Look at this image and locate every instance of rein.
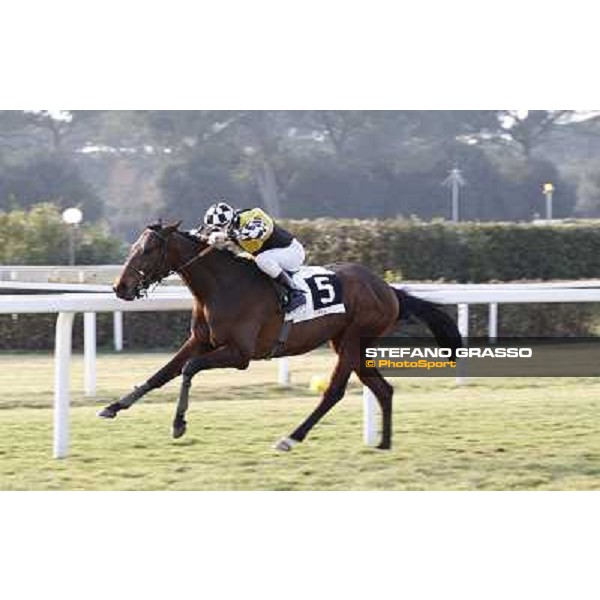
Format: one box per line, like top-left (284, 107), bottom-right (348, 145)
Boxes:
top-left (175, 243), bottom-right (214, 272)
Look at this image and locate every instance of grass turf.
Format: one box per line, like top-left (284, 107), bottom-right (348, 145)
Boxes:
top-left (1, 350), bottom-right (599, 490)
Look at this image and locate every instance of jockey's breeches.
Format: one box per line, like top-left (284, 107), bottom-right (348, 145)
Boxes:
top-left (254, 238), bottom-right (305, 278)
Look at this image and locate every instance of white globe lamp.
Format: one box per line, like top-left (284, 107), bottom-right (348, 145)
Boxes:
top-left (62, 207), bottom-right (83, 226)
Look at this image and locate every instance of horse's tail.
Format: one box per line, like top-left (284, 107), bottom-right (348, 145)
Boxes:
top-left (392, 287), bottom-right (462, 360)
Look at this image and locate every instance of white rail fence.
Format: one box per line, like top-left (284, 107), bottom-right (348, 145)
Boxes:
top-left (0, 292), bottom-right (191, 458)
top-left (0, 280), bottom-right (181, 352)
top-left (3, 281), bottom-right (600, 457)
top-left (0, 265), bottom-right (180, 286)
top-left (0, 265), bottom-right (123, 284)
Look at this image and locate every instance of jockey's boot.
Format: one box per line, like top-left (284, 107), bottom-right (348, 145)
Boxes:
top-left (275, 271), bottom-right (306, 313)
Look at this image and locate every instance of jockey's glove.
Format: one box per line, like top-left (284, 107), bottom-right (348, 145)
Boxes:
top-left (208, 230), bottom-right (228, 245)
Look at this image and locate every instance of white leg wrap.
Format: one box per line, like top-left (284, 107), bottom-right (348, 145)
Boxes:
top-left (273, 437), bottom-right (299, 452)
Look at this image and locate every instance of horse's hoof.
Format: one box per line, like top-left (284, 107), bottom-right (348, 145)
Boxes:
top-left (172, 420), bottom-right (187, 439)
top-left (376, 442), bottom-right (392, 451)
top-left (97, 404), bottom-right (119, 419)
top-left (273, 437), bottom-right (299, 452)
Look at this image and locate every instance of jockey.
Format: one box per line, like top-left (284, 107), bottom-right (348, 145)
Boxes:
top-left (203, 201), bottom-right (307, 313)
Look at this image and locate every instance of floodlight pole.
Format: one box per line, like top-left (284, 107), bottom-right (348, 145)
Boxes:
top-left (443, 168), bottom-right (466, 222)
top-left (452, 179), bottom-right (459, 222)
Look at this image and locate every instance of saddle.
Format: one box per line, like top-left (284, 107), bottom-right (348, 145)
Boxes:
top-left (231, 249), bottom-right (292, 310)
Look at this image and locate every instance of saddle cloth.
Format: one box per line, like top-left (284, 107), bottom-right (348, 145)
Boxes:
top-left (284, 266), bottom-right (346, 324)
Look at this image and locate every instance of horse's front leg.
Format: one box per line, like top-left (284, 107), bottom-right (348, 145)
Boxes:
top-left (98, 336), bottom-right (204, 419)
top-left (172, 344), bottom-right (250, 439)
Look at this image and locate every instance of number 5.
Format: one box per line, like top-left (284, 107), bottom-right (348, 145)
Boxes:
top-left (314, 276), bottom-right (335, 304)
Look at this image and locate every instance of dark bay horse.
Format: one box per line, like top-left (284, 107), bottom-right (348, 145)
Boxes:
top-left (98, 222), bottom-right (461, 450)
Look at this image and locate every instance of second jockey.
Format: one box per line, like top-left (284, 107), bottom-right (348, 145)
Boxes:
top-left (203, 201), bottom-right (307, 313)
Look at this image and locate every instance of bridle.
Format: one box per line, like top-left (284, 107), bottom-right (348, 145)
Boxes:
top-left (128, 228), bottom-right (214, 298)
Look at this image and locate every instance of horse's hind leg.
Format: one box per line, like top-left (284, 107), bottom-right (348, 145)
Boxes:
top-left (275, 356), bottom-right (352, 451)
top-left (354, 369), bottom-right (393, 450)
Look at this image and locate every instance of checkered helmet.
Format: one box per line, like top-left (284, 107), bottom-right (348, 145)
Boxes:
top-left (204, 202), bottom-right (235, 228)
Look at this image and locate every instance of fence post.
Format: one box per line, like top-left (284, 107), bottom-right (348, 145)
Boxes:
top-left (84, 312), bottom-right (97, 397)
top-left (363, 387), bottom-right (378, 446)
top-left (278, 358), bottom-right (290, 386)
top-left (54, 311), bottom-right (75, 459)
top-left (456, 303), bottom-right (469, 385)
top-left (113, 311), bottom-right (123, 352)
top-left (488, 303), bottom-right (498, 343)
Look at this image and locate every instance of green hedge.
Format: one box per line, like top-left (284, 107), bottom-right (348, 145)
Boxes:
top-left (286, 218), bottom-right (600, 339)
top-left (285, 218), bottom-right (600, 282)
top-left (3, 218), bottom-right (600, 350)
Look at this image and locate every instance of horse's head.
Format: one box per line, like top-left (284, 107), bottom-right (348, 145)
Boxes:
top-left (113, 221), bottom-right (184, 300)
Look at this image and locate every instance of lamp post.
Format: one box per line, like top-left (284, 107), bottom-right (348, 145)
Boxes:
top-left (543, 183), bottom-right (554, 220)
top-left (62, 207), bottom-right (83, 265)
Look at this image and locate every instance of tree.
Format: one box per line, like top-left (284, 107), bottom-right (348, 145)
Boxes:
top-left (475, 110), bottom-right (574, 158)
top-left (1, 110), bottom-right (588, 228)
top-left (0, 153), bottom-right (102, 219)
top-left (0, 111), bottom-right (108, 154)
top-left (0, 111), bottom-right (32, 153)
top-left (160, 146), bottom-right (259, 227)
top-left (153, 111), bottom-right (294, 218)
top-left (0, 203), bottom-right (123, 265)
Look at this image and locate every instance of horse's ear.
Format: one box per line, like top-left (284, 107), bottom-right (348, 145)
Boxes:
top-left (164, 220), bottom-right (182, 232)
top-left (147, 222), bottom-right (161, 231)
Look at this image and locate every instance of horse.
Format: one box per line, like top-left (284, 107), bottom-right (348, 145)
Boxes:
top-left (98, 221), bottom-right (461, 451)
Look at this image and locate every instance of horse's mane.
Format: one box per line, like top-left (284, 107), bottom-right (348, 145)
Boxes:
top-left (146, 222), bottom-right (261, 273)
top-left (147, 222), bottom-right (201, 244)
top-left (177, 230), bottom-right (202, 243)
